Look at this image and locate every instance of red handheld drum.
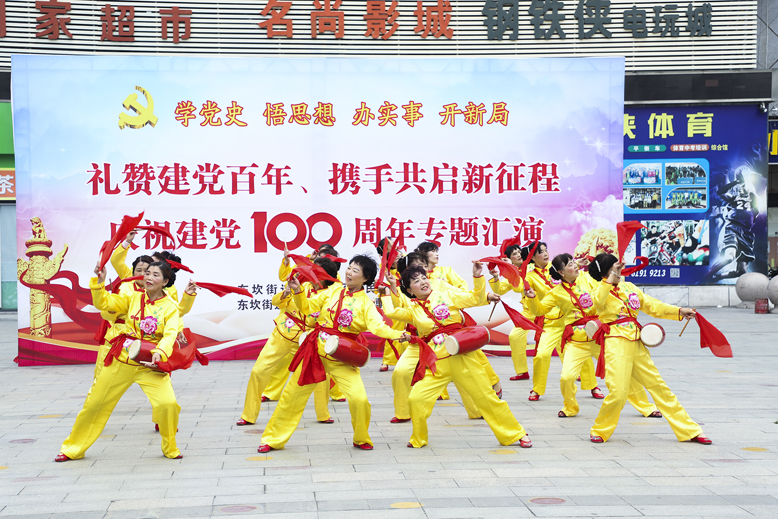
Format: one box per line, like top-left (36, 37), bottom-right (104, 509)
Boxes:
top-left (127, 339), bottom-right (156, 363)
top-left (640, 323), bottom-right (665, 347)
top-left (324, 334), bottom-right (370, 367)
top-left (584, 319), bottom-right (603, 340)
top-left (444, 326), bottom-right (490, 356)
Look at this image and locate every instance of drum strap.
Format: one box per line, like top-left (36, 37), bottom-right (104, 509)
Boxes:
top-left (533, 316), bottom-right (545, 343)
top-left (289, 324), bottom-right (365, 386)
top-left (104, 332), bottom-right (132, 366)
top-left (561, 315), bottom-right (599, 352)
top-left (593, 316), bottom-right (642, 379)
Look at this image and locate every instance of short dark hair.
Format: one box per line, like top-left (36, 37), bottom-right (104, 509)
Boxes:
top-left (152, 250), bottom-right (182, 272)
top-left (504, 244), bottom-right (522, 259)
top-left (318, 244), bottom-right (338, 257)
top-left (549, 253), bottom-right (574, 281)
top-left (521, 241), bottom-right (547, 263)
top-left (314, 257), bottom-right (338, 288)
top-left (588, 253), bottom-right (618, 282)
top-left (148, 260), bottom-right (176, 288)
top-left (317, 244), bottom-right (341, 272)
top-left (131, 255), bottom-right (154, 273)
top-left (376, 238), bottom-right (390, 257)
top-left (415, 241), bottom-right (439, 256)
top-left (400, 265), bottom-right (428, 299)
top-left (349, 255), bottom-right (378, 286)
top-left (397, 252), bottom-right (428, 274)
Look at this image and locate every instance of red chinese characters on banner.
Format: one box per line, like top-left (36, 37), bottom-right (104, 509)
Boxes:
top-left (327, 161), bottom-right (560, 196)
top-left (108, 218), bottom-right (245, 251)
top-left (175, 100), bottom-right (247, 127)
top-left (87, 162), bottom-right (306, 196)
top-left (353, 215), bottom-right (545, 248)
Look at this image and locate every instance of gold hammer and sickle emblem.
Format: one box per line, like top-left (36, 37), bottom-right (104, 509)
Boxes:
top-left (118, 86), bottom-right (159, 130)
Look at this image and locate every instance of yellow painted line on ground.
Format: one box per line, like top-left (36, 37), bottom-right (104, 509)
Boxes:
top-left (0, 466), bottom-right (8, 470)
top-left (716, 370), bottom-right (731, 373)
top-left (436, 403), bottom-right (460, 407)
top-left (391, 502), bottom-right (423, 509)
top-left (488, 449), bottom-right (517, 455)
top-left (246, 456), bottom-right (274, 461)
top-left (742, 447), bottom-right (768, 452)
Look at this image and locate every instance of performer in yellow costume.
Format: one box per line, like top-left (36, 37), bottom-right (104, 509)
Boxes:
top-left (237, 256), bottom-right (340, 426)
top-left (488, 244), bottom-right (530, 381)
top-left (586, 254), bottom-right (710, 444)
top-left (417, 241), bottom-right (502, 400)
top-left (382, 263), bottom-right (531, 449)
top-left (386, 253), bottom-right (484, 422)
top-left (56, 261), bottom-right (189, 461)
top-left (526, 253), bottom-right (661, 419)
top-left (277, 244), bottom-right (346, 402)
top-left (523, 242), bottom-right (599, 401)
top-left (258, 255), bottom-right (408, 452)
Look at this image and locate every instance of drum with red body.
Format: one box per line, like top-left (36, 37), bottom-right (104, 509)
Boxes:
top-left (584, 319), bottom-right (603, 340)
top-left (640, 323), bottom-right (665, 347)
top-left (444, 326), bottom-right (490, 356)
top-left (127, 339), bottom-right (156, 363)
top-left (324, 334), bottom-right (370, 367)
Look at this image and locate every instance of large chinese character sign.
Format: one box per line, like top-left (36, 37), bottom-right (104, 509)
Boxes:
top-left (12, 55), bottom-right (624, 365)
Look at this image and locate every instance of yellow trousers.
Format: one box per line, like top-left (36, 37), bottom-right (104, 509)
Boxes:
top-left (591, 337), bottom-right (703, 442)
top-left (382, 339), bottom-right (407, 366)
top-left (241, 330), bottom-right (331, 424)
top-left (392, 344), bottom-right (481, 420)
top-left (61, 360), bottom-right (181, 459)
top-left (261, 357), bottom-right (372, 449)
top-left (262, 353), bottom-right (293, 400)
top-left (560, 340), bottom-right (657, 417)
top-left (93, 343), bottom-right (110, 382)
top-left (532, 331), bottom-right (596, 395)
top-left (407, 351), bottom-right (527, 448)
top-left (508, 327), bottom-right (530, 374)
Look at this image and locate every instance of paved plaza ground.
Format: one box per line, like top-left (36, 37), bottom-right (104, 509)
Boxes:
top-left (0, 307), bottom-right (777, 518)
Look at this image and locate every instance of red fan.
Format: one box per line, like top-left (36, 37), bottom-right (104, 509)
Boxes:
top-left (319, 254), bottom-right (347, 264)
top-left (290, 264), bottom-right (337, 287)
top-left (499, 233), bottom-right (522, 257)
top-left (195, 282), bottom-right (253, 298)
top-left (136, 225), bottom-right (175, 244)
top-left (616, 221), bottom-right (645, 261)
top-left (502, 301), bottom-right (543, 333)
top-left (166, 259), bottom-right (194, 273)
top-left (478, 256), bottom-right (521, 287)
top-left (375, 238), bottom-right (399, 288)
top-left (98, 212), bottom-right (145, 271)
top-left (288, 254), bottom-right (315, 267)
top-left (621, 256), bottom-right (649, 277)
top-left (695, 313), bottom-right (733, 358)
top-left (519, 241), bottom-right (540, 284)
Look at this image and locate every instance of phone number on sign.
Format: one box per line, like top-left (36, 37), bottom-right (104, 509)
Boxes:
top-left (629, 269), bottom-right (666, 278)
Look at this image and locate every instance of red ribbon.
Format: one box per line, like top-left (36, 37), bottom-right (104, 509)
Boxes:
top-left (195, 282), bottom-right (253, 298)
top-left (98, 212), bottom-right (145, 271)
top-left (616, 221), bottom-right (645, 262)
top-left (104, 333), bottom-right (130, 366)
top-left (478, 256), bottom-right (522, 287)
top-left (622, 256), bottom-right (649, 277)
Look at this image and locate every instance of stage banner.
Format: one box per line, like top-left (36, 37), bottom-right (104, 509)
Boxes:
top-left (13, 55), bottom-right (624, 365)
top-left (623, 105), bottom-right (768, 285)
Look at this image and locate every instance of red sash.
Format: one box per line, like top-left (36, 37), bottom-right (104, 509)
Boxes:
top-left (559, 282), bottom-right (597, 352)
top-left (407, 301), bottom-right (466, 385)
top-left (592, 316), bottom-right (642, 379)
top-left (289, 324), bottom-right (365, 386)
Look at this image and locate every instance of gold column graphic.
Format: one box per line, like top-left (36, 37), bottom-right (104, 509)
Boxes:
top-left (17, 217), bottom-right (68, 337)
